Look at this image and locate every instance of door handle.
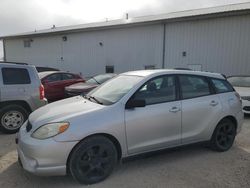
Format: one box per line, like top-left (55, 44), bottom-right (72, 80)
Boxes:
top-left (210, 101), bottom-right (218, 107)
top-left (169, 107), bottom-right (180, 113)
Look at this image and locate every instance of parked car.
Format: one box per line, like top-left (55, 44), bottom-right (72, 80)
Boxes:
top-left (36, 66), bottom-right (60, 72)
top-left (0, 63), bottom-right (47, 133)
top-left (228, 75), bottom-right (250, 114)
top-left (17, 70), bottom-right (243, 184)
top-left (39, 71), bottom-right (85, 101)
top-left (65, 73), bottom-right (117, 97)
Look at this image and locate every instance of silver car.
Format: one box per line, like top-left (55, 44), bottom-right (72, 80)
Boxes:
top-left (17, 70), bottom-right (243, 184)
top-left (0, 62), bottom-right (47, 133)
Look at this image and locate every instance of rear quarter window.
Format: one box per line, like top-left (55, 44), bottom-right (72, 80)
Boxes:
top-left (2, 68), bottom-right (31, 85)
top-left (211, 79), bottom-right (234, 93)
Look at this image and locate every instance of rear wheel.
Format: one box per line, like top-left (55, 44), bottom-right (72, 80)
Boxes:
top-left (0, 105), bottom-right (28, 134)
top-left (210, 119), bottom-right (236, 152)
top-left (69, 136), bottom-right (117, 184)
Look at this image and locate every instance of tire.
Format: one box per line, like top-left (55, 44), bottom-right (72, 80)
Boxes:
top-left (0, 104), bottom-right (29, 134)
top-left (68, 136), bottom-right (118, 185)
top-left (210, 119), bottom-right (236, 152)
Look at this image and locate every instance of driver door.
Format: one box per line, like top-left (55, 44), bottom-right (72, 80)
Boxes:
top-left (125, 75), bottom-right (182, 155)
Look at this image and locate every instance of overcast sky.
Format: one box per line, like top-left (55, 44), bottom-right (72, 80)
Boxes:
top-left (1, 0), bottom-right (250, 59)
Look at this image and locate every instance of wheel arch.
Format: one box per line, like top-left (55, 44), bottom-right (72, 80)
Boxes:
top-left (66, 133), bottom-right (122, 174)
top-left (0, 100), bottom-right (32, 113)
top-left (217, 115), bottom-right (238, 129)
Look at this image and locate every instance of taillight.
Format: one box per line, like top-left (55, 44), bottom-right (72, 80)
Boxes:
top-left (235, 92), bottom-right (242, 104)
top-left (39, 84), bottom-right (45, 100)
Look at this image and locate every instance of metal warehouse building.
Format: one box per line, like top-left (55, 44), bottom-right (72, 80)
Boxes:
top-left (1, 3), bottom-right (250, 76)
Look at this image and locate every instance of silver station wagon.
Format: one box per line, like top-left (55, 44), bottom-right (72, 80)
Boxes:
top-left (17, 70), bottom-right (243, 184)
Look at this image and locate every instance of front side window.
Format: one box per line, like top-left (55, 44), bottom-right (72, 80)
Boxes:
top-left (179, 75), bottom-right (210, 99)
top-left (2, 68), bottom-right (31, 85)
top-left (88, 75), bottom-right (143, 105)
top-left (133, 75), bottom-right (176, 105)
top-left (211, 79), bottom-right (234, 93)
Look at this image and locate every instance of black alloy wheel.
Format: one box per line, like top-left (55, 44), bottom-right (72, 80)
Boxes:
top-left (210, 119), bottom-right (236, 152)
top-left (69, 136), bottom-right (117, 184)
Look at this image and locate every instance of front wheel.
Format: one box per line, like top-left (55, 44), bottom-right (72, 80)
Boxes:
top-left (210, 119), bottom-right (236, 152)
top-left (68, 136), bottom-right (118, 184)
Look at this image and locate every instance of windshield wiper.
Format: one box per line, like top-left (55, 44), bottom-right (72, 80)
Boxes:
top-left (92, 77), bottom-right (100, 84)
top-left (87, 95), bottom-right (103, 105)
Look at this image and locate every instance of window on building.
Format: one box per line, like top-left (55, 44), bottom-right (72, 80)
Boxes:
top-left (23, 40), bottom-right (31, 48)
top-left (2, 68), bottom-right (31, 85)
top-left (106, 66), bottom-right (114, 73)
top-left (145, 65), bottom-right (155, 70)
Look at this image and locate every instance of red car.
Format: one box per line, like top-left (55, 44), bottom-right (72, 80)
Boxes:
top-left (39, 71), bottom-right (85, 101)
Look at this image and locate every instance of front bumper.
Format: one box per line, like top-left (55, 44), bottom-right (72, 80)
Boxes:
top-left (242, 99), bottom-right (250, 114)
top-left (16, 122), bottom-right (78, 176)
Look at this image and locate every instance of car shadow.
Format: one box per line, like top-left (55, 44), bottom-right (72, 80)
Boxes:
top-left (0, 144), bottom-right (250, 188)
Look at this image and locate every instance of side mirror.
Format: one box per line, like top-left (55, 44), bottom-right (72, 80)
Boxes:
top-left (125, 99), bottom-right (146, 109)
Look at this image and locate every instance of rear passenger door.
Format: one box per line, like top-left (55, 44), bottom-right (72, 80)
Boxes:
top-left (179, 75), bottom-right (223, 144)
top-left (43, 73), bottom-right (62, 100)
top-left (61, 73), bottom-right (78, 87)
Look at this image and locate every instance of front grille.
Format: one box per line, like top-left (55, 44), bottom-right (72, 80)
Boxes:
top-left (243, 106), bottom-right (250, 111)
top-left (26, 121), bottom-right (32, 132)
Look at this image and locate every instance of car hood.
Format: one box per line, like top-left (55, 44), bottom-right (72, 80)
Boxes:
top-left (29, 96), bottom-right (103, 129)
top-left (65, 82), bottom-right (98, 91)
top-left (234, 86), bottom-right (250, 97)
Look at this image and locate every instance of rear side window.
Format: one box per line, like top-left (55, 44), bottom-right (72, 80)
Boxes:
top-left (2, 68), bottom-right (31, 85)
top-left (62, 73), bottom-right (74, 80)
top-left (46, 74), bottom-right (61, 82)
top-left (179, 75), bottom-right (210, 99)
top-left (211, 79), bottom-right (234, 93)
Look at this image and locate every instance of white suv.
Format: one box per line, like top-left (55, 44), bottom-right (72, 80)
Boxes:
top-left (0, 62), bottom-right (47, 133)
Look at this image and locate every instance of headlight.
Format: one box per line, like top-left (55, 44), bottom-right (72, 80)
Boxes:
top-left (31, 122), bottom-right (69, 139)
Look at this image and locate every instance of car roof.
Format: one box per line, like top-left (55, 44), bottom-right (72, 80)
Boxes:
top-left (38, 71), bottom-right (78, 79)
top-left (122, 69), bottom-right (225, 79)
top-left (0, 62), bottom-right (35, 69)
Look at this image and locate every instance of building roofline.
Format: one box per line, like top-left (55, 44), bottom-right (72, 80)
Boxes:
top-left (1, 2), bottom-right (250, 40)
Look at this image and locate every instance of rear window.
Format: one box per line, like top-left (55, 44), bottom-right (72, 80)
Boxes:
top-left (211, 79), bottom-right (234, 93)
top-left (2, 68), bottom-right (31, 85)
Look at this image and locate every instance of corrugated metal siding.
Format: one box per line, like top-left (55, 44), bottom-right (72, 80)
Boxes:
top-left (164, 14), bottom-right (250, 75)
top-left (5, 36), bottom-right (62, 68)
top-left (5, 24), bottom-right (163, 76)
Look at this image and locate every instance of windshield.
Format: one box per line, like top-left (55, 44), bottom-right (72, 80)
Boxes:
top-left (86, 74), bottom-right (115, 85)
top-left (87, 75), bottom-right (143, 105)
top-left (228, 76), bottom-right (250, 87)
